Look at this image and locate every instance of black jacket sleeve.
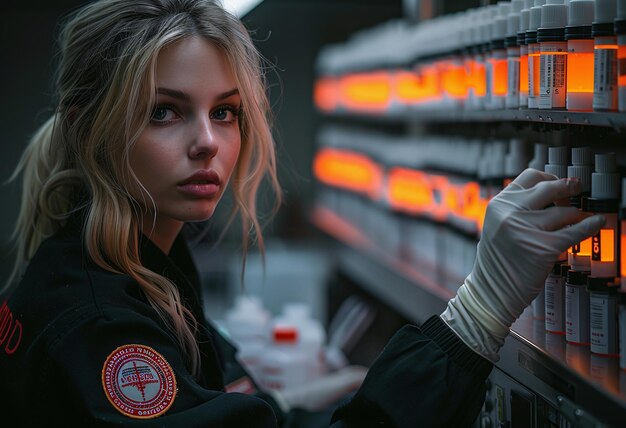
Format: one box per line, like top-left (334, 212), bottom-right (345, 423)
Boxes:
top-left (329, 316), bottom-right (493, 428)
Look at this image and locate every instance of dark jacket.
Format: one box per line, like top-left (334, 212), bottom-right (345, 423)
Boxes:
top-left (0, 216), bottom-right (492, 427)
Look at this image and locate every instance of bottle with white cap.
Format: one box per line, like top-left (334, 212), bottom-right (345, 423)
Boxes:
top-left (277, 302), bottom-right (327, 380)
top-left (504, 138), bottom-right (529, 184)
top-left (545, 145), bottom-right (569, 261)
top-left (529, 142), bottom-right (549, 319)
top-left (588, 153), bottom-right (621, 278)
top-left (528, 0), bottom-right (547, 108)
top-left (567, 147), bottom-right (594, 271)
top-left (566, 0), bottom-right (596, 111)
top-left (224, 295), bottom-right (271, 382)
top-left (507, 0), bottom-right (526, 108)
top-left (488, 2), bottom-right (512, 109)
top-left (538, 2), bottom-right (569, 109)
top-left (593, 0), bottom-right (619, 111)
top-left (518, 1), bottom-right (534, 107)
top-left (528, 142), bottom-right (549, 170)
top-left (616, 0), bottom-right (626, 111)
top-left (468, 7), bottom-right (490, 110)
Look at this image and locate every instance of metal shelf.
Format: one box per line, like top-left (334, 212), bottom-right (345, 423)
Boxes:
top-left (326, 108), bottom-right (626, 130)
top-left (313, 205), bottom-right (626, 426)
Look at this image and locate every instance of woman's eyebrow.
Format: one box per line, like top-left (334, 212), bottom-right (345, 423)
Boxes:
top-left (156, 87), bottom-right (239, 102)
top-left (156, 87), bottom-right (190, 101)
top-left (216, 88), bottom-right (239, 100)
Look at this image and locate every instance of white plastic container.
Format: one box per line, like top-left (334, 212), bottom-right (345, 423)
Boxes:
top-left (259, 325), bottom-right (309, 391)
top-left (224, 295), bottom-right (271, 382)
top-left (277, 303), bottom-right (327, 380)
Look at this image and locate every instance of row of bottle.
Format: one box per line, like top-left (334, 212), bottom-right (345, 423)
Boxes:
top-left (314, 0), bottom-right (626, 114)
top-left (314, 125), bottom-right (534, 238)
top-left (533, 264), bottom-right (626, 371)
top-left (223, 296), bottom-right (328, 391)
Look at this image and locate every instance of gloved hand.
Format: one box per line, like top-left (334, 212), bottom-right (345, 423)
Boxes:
top-left (269, 365), bottom-right (368, 412)
top-left (441, 168), bottom-right (605, 362)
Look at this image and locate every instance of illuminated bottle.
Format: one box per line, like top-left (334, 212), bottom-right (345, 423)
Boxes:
top-left (476, 7), bottom-right (494, 109)
top-left (518, 3), bottom-right (533, 107)
top-left (589, 153), bottom-right (620, 279)
top-left (507, 0), bottom-right (526, 108)
top-left (617, 0), bottom-right (626, 111)
top-left (566, 0), bottom-right (596, 111)
top-left (488, 2), bottom-right (511, 110)
top-left (568, 147), bottom-right (594, 271)
top-left (538, 3), bottom-right (568, 109)
top-left (528, 1), bottom-right (546, 108)
top-left (470, 8), bottom-right (491, 110)
top-left (593, 0), bottom-right (619, 111)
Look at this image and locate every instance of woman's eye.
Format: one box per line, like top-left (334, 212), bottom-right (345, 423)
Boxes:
top-left (151, 106), bottom-right (177, 123)
top-left (211, 106), bottom-right (240, 123)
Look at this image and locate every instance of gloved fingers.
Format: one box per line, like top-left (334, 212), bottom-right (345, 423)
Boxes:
top-left (549, 214), bottom-right (606, 253)
top-left (517, 206), bottom-right (592, 231)
top-left (508, 178), bottom-right (581, 211)
top-left (507, 168), bottom-right (558, 190)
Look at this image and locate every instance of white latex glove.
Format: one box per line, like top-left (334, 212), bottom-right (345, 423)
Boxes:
top-left (269, 366), bottom-right (368, 412)
top-left (441, 168), bottom-right (605, 362)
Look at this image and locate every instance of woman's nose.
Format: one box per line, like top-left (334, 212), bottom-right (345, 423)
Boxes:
top-left (189, 117), bottom-right (218, 159)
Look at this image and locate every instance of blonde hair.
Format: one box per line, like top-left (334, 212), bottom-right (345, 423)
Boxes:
top-left (7, 0), bottom-right (281, 376)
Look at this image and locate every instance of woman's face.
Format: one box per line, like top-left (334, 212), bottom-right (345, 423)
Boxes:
top-left (131, 36), bottom-right (241, 237)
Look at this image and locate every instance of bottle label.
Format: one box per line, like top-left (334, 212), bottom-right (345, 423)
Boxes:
top-left (507, 57), bottom-right (520, 107)
top-left (590, 294), bottom-right (617, 354)
top-left (593, 47), bottom-right (618, 110)
top-left (545, 274), bottom-right (564, 332)
top-left (592, 231), bottom-right (601, 261)
top-left (538, 47), bottom-right (567, 109)
top-left (528, 46), bottom-right (537, 107)
top-left (565, 285), bottom-right (589, 343)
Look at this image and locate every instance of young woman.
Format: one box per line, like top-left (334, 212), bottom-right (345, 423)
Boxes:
top-left (0, 0), bottom-right (604, 426)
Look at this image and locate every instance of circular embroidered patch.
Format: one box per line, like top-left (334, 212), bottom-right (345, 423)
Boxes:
top-left (102, 344), bottom-right (177, 419)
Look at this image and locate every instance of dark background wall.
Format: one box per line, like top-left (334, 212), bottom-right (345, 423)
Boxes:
top-left (0, 0), bottom-right (402, 282)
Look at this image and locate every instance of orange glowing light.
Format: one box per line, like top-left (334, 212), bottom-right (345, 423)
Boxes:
top-left (416, 63), bottom-right (442, 103)
top-left (567, 52), bottom-right (595, 93)
top-left (431, 175), bottom-right (451, 221)
top-left (594, 45), bottom-right (619, 50)
top-left (313, 148), bottom-right (383, 199)
top-left (339, 71), bottom-right (391, 112)
top-left (489, 58), bottom-right (508, 96)
top-left (520, 53), bottom-right (529, 97)
top-left (387, 168), bottom-right (435, 214)
top-left (619, 46), bottom-right (626, 87)
top-left (579, 237), bottom-right (592, 256)
top-left (599, 229), bottom-right (615, 262)
top-left (472, 59), bottom-right (487, 97)
top-left (529, 51), bottom-right (541, 99)
top-left (395, 71), bottom-right (422, 104)
top-left (441, 59), bottom-right (468, 99)
top-left (313, 77), bottom-right (339, 112)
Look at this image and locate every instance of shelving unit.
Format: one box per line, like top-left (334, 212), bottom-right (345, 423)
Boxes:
top-left (313, 204), bottom-right (626, 427)
top-left (341, 109), bottom-right (626, 130)
top-left (312, 2), bottom-right (626, 424)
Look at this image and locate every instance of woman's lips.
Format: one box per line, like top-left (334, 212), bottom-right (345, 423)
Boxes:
top-left (178, 170), bottom-right (221, 197)
top-left (177, 182), bottom-right (220, 197)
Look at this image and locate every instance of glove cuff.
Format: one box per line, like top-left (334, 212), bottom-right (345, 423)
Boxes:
top-left (440, 294), bottom-right (507, 363)
top-left (421, 316), bottom-right (494, 375)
